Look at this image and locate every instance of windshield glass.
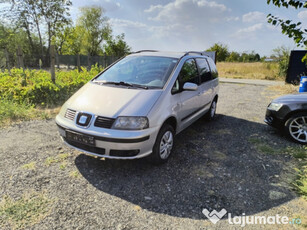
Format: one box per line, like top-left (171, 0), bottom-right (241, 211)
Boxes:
top-left (93, 56), bottom-right (178, 89)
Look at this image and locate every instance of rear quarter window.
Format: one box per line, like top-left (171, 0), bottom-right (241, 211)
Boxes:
top-left (207, 58), bottom-right (219, 79)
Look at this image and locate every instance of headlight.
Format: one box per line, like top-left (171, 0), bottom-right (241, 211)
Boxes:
top-left (268, 103), bottom-right (283, 111)
top-left (112, 116), bottom-right (149, 130)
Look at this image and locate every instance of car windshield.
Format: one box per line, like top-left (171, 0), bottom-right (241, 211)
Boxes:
top-left (93, 56), bottom-right (178, 89)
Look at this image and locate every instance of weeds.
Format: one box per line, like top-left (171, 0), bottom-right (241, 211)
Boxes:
top-left (0, 192), bottom-right (52, 229)
top-left (69, 170), bottom-right (81, 179)
top-left (21, 162), bottom-right (36, 170)
top-left (217, 62), bottom-right (280, 80)
top-left (293, 165), bottom-right (307, 199)
top-left (45, 153), bottom-right (70, 166)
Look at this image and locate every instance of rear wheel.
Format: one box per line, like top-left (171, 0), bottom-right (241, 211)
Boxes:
top-left (285, 112), bottom-right (307, 144)
top-left (149, 124), bottom-right (175, 164)
top-left (205, 99), bottom-right (217, 120)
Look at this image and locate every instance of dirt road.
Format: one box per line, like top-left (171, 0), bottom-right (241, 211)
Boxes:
top-left (0, 83), bottom-right (306, 229)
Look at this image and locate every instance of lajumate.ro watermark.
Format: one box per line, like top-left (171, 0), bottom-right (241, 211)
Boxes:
top-left (202, 208), bottom-right (302, 227)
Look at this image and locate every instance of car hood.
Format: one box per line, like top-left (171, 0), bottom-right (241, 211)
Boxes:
top-left (64, 82), bottom-right (162, 117)
top-left (273, 93), bottom-right (307, 104)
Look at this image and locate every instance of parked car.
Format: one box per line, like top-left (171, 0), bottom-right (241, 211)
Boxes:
top-left (55, 50), bottom-right (219, 163)
top-left (265, 93), bottom-right (307, 144)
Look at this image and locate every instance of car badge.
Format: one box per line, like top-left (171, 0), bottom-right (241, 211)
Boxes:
top-left (79, 115), bottom-right (88, 125)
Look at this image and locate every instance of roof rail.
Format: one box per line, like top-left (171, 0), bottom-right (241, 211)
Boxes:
top-left (183, 51), bottom-right (207, 57)
top-left (134, 50), bottom-right (159, 54)
top-left (184, 51), bottom-right (217, 64)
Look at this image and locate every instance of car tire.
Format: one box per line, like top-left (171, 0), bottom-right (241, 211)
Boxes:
top-left (149, 124), bottom-right (175, 164)
top-left (284, 112), bottom-right (307, 144)
top-left (205, 99), bottom-right (217, 121)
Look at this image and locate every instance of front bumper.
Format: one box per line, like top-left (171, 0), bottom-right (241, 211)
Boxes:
top-left (264, 108), bottom-right (284, 129)
top-left (55, 115), bottom-right (159, 159)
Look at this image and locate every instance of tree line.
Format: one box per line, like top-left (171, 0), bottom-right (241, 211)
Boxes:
top-left (0, 0), bottom-right (131, 66)
top-left (206, 43), bottom-right (262, 62)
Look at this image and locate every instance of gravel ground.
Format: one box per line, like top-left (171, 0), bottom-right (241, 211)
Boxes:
top-left (0, 83), bottom-right (306, 229)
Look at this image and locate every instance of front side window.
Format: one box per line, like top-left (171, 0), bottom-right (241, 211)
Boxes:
top-left (178, 59), bottom-right (199, 87)
top-left (93, 56), bottom-right (178, 89)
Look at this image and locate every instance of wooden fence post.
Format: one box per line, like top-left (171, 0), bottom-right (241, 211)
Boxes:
top-left (56, 52), bottom-right (60, 69)
top-left (87, 53), bottom-right (92, 70)
top-left (103, 54), bottom-right (106, 68)
top-left (16, 46), bottom-right (24, 69)
top-left (5, 48), bottom-right (11, 73)
top-left (50, 45), bottom-right (56, 83)
top-left (77, 54), bottom-right (81, 72)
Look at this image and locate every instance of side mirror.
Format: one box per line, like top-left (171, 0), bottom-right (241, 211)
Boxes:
top-left (183, 82), bottom-right (198, 91)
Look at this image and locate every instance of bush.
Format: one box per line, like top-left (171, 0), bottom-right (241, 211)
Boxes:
top-left (0, 66), bottom-right (103, 124)
top-left (272, 46), bottom-right (290, 77)
top-left (0, 66), bottom-right (103, 106)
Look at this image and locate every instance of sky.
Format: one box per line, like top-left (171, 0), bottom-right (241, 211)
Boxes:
top-left (48, 0), bottom-right (307, 56)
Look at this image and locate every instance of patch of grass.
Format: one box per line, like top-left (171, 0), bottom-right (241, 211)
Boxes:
top-left (59, 161), bottom-right (67, 170)
top-left (0, 99), bottom-right (61, 127)
top-left (45, 153), bottom-right (70, 167)
top-left (248, 137), bottom-right (262, 145)
top-left (58, 153), bottom-right (69, 161)
top-left (257, 145), bottom-right (279, 155)
top-left (21, 162), bottom-right (36, 170)
top-left (69, 170), bottom-right (81, 179)
top-left (0, 192), bottom-right (52, 229)
top-left (213, 129), bottom-right (232, 135)
top-left (44, 157), bottom-right (57, 166)
top-left (286, 146), bottom-right (307, 159)
top-left (293, 166), bottom-right (307, 200)
top-left (0, 100), bottom-right (37, 126)
top-left (248, 137), bottom-right (280, 154)
top-left (191, 166), bottom-right (214, 178)
top-left (217, 62), bottom-right (281, 80)
top-left (267, 84), bottom-right (299, 99)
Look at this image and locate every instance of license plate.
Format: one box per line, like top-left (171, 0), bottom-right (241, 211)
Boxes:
top-left (66, 130), bottom-right (95, 146)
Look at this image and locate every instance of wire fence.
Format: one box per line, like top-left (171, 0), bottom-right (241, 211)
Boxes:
top-left (0, 46), bottom-right (121, 72)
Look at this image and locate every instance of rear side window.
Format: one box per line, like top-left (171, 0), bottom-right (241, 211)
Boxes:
top-left (178, 59), bottom-right (199, 87)
top-left (196, 58), bottom-right (211, 83)
top-left (207, 58), bottom-right (219, 79)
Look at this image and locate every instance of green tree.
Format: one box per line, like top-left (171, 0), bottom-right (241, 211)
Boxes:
top-left (53, 25), bottom-right (85, 55)
top-left (1, 0), bottom-right (43, 55)
top-left (254, 53), bottom-right (261, 62)
top-left (272, 46), bottom-right (291, 77)
top-left (206, 43), bottom-right (230, 62)
top-left (104, 33), bottom-right (131, 56)
top-left (77, 6), bottom-right (112, 56)
top-left (267, 0), bottom-right (307, 47)
top-left (2, 0), bottom-right (71, 59)
top-left (0, 22), bottom-right (40, 66)
top-left (226, 51), bottom-right (240, 62)
top-left (37, 0), bottom-right (72, 54)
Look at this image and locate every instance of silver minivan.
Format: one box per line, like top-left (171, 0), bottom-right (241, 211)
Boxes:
top-left (56, 51), bottom-right (219, 163)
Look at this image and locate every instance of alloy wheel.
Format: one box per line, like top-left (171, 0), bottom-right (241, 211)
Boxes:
top-left (159, 131), bottom-right (174, 159)
top-left (289, 116), bottom-right (307, 143)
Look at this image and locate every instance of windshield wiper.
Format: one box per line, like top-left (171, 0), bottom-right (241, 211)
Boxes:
top-left (95, 81), bottom-right (148, 89)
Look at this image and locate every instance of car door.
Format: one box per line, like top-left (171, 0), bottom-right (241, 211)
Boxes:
top-left (172, 59), bottom-right (201, 130)
top-left (196, 58), bottom-right (214, 110)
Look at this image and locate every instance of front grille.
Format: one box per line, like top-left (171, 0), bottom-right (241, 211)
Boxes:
top-left (65, 109), bottom-right (76, 121)
top-left (94, 116), bottom-right (115, 129)
top-left (64, 138), bottom-right (106, 155)
top-left (110, 149), bottom-right (140, 157)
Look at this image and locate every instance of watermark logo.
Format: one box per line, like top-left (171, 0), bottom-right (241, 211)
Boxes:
top-left (202, 208), bottom-right (227, 224)
top-left (202, 208), bottom-right (302, 227)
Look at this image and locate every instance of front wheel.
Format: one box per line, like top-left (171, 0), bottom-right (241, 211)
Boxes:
top-left (149, 124), bottom-right (175, 164)
top-left (285, 112), bottom-right (307, 144)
